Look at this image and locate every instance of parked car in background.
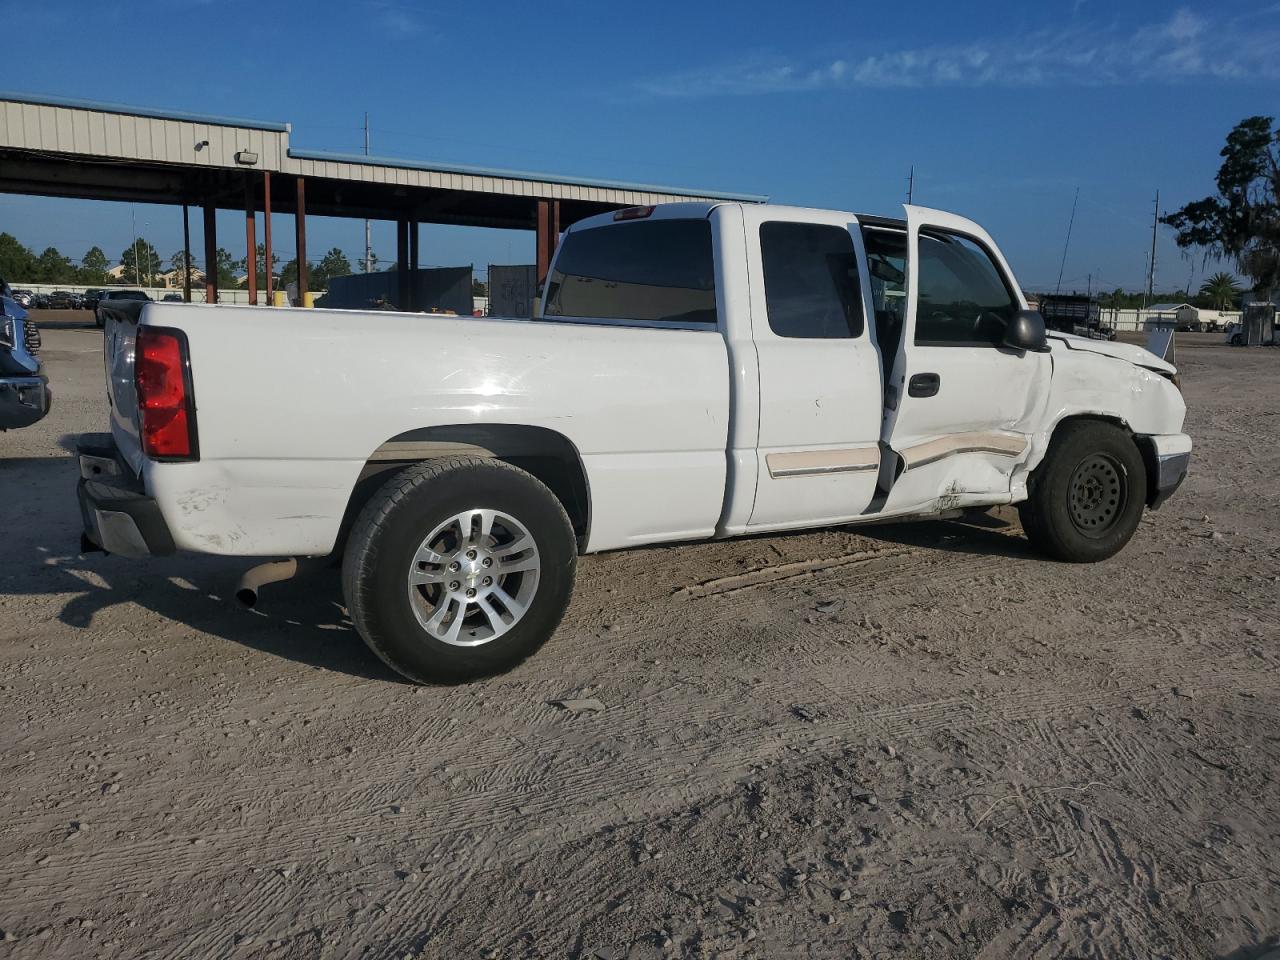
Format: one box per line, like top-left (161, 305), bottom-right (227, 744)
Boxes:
top-left (161, 293), bottom-right (184, 302)
top-left (47, 290), bottom-right (78, 309)
top-left (0, 279), bottom-right (50, 431)
top-left (28, 292), bottom-right (49, 309)
top-left (95, 289), bottom-right (151, 328)
top-left (11, 289), bottom-right (34, 308)
top-left (77, 201), bottom-right (1191, 683)
top-left (83, 289), bottom-right (105, 312)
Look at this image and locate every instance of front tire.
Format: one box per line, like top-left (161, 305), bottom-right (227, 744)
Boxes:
top-left (1019, 421), bottom-right (1147, 563)
top-left (342, 457), bottom-right (576, 683)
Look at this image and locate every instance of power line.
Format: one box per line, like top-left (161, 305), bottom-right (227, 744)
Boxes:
top-left (1054, 187), bottom-right (1080, 296)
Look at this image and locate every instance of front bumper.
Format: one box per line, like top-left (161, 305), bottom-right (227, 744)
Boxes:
top-left (1144, 433), bottom-right (1192, 510)
top-left (76, 435), bottom-right (175, 558)
top-left (0, 374), bottom-right (51, 430)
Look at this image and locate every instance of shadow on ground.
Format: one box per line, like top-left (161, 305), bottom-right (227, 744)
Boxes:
top-left (1, 454), bottom-right (401, 684)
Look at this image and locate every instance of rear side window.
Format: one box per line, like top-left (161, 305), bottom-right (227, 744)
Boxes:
top-left (759, 222), bottom-right (863, 339)
top-left (915, 231), bottom-right (1017, 346)
top-left (544, 219), bottom-right (717, 325)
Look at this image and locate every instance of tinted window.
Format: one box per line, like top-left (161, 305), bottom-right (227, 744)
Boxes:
top-left (759, 222), bottom-right (863, 339)
top-left (915, 231), bottom-right (1017, 346)
top-left (544, 219), bottom-right (716, 325)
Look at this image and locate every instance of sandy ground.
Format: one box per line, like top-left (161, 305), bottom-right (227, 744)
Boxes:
top-left (1, 314), bottom-right (1278, 960)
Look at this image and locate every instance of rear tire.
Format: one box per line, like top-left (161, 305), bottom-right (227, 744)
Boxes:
top-left (342, 457), bottom-right (576, 683)
top-left (1018, 421), bottom-right (1147, 563)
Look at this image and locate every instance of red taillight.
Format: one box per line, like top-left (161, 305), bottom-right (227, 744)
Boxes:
top-left (613, 205), bottom-right (655, 221)
top-left (135, 326), bottom-right (198, 461)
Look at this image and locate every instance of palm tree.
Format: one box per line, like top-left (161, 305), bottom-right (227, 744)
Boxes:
top-left (1199, 272), bottom-right (1241, 310)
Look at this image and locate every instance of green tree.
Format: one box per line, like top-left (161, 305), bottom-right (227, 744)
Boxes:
top-left (310, 248), bottom-right (352, 289)
top-left (1198, 271), bottom-right (1242, 310)
top-left (238, 243), bottom-right (280, 291)
top-left (34, 246), bottom-right (75, 284)
top-left (0, 233), bottom-right (37, 280)
top-left (81, 246), bottom-right (110, 285)
top-left (121, 239), bottom-right (162, 286)
top-left (471, 279), bottom-right (488, 297)
top-left (1162, 116), bottom-right (1280, 301)
top-left (357, 251), bottom-right (379, 273)
top-left (169, 250), bottom-right (199, 290)
top-left (279, 258), bottom-right (299, 289)
top-left (215, 247), bottom-right (238, 289)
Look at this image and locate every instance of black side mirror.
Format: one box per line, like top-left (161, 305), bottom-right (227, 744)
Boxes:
top-left (1004, 309), bottom-right (1049, 352)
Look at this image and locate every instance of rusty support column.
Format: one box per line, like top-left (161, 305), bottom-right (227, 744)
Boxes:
top-left (244, 177), bottom-right (257, 305)
top-left (181, 204), bottom-right (192, 303)
top-left (202, 199), bottom-right (217, 304)
top-left (396, 218), bottom-right (410, 310)
top-left (294, 177), bottom-right (307, 305)
top-left (408, 221), bottom-right (420, 312)
top-left (262, 172), bottom-right (273, 305)
top-left (535, 199), bottom-right (561, 288)
top-left (535, 200), bottom-right (550, 288)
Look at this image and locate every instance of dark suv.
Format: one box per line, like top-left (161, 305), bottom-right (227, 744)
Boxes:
top-left (0, 278), bottom-right (50, 431)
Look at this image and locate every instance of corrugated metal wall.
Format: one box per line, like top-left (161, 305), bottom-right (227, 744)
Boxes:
top-left (0, 97), bottom-right (732, 206)
top-left (0, 100), bottom-right (287, 170)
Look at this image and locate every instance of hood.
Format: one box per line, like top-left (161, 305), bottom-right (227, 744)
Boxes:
top-left (1048, 332), bottom-right (1175, 375)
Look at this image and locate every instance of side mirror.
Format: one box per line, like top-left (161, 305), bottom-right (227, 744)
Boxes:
top-left (1004, 309), bottom-right (1049, 352)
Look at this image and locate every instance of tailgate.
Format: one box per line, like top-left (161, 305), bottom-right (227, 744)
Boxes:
top-left (102, 300), bottom-right (148, 476)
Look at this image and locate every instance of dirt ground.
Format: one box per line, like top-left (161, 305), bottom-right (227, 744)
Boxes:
top-left (1, 315), bottom-right (1278, 960)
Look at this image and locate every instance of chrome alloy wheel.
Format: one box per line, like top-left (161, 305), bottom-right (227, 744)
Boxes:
top-left (1067, 453), bottom-right (1126, 538)
top-left (406, 508), bottom-right (540, 647)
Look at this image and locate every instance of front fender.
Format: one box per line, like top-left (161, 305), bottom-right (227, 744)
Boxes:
top-left (1012, 349), bottom-right (1187, 501)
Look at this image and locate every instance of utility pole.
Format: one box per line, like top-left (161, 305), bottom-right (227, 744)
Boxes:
top-left (1144, 190), bottom-right (1159, 309)
top-left (364, 112), bottom-right (373, 274)
top-left (131, 204), bottom-right (140, 286)
top-left (1054, 186), bottom-right (1079, 296)
top-left (906, 165), bottom-right (914, 204)
top-left (1087, 273), bottom-right (1092, 298)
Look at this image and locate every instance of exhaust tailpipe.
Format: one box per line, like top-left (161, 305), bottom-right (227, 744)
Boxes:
top-left (236, 558), bottom-right (299, 608)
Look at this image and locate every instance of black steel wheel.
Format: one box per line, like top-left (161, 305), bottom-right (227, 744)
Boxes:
top-left (1019, 421), bottom-right (1147, 563)
top-left (1067, 453), bottom-right (1127, 538)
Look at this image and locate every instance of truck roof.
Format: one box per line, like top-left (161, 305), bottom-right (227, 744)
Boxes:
top-left (568, 202), bottom-right (908, 233)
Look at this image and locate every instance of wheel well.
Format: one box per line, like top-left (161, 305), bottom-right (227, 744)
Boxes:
top-left (336, 425), bottom-right (591, 555)
top-left (1044, 414), bottom-right (1160, 506)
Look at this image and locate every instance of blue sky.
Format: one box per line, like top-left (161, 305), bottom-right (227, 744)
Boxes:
top-left (3, 0), bottom-right (1278, 291)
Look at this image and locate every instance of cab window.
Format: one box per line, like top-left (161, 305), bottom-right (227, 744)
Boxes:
top-left (759, 222), bottom-right (863, 339)
top-left (543, 219), bottom-right (716, 325)
top-left (915, 231), bottom-right (1018, 346)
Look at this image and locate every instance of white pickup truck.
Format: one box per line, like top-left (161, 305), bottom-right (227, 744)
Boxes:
top-left (77, 202), bottom-right (1191, 683)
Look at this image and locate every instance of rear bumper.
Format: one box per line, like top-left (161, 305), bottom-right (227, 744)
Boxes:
top-left (76, 435), bottom-right (175, 558)
top-left (0, 374), bottom-right (50, 430)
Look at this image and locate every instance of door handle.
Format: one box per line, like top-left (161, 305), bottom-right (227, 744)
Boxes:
top-left (908, 372), bottom-right (940, 398)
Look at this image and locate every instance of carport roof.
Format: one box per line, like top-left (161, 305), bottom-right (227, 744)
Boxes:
top-left (0, 90), bottom-right (768, 204)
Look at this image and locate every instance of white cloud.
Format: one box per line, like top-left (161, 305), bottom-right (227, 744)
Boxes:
top-left (631, 7), bottom-right (1280, 98)
top-left (364, 0), bottom-right (425, 36)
